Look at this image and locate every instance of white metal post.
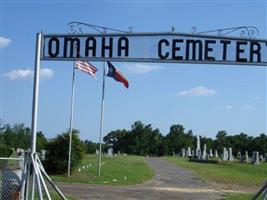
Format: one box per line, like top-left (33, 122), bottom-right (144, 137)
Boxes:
top-left (30, 32), bottom-right (42, 200)
top-left (97, 62), bottom-right (106, 177)
top-left (67, 64), bottom-right (76, 177)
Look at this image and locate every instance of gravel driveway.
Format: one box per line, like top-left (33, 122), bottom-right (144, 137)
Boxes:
top-left (57, 157), bottom-right (222, 200)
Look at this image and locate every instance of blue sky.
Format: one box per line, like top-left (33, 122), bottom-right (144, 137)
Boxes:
top-left (0, 0), bottom-right (266, 142)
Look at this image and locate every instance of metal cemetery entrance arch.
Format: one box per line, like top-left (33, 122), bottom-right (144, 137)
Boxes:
top-left (28, 29), bottom-right (267, 200)
top-left (42, 32), bottom-right (267, 65)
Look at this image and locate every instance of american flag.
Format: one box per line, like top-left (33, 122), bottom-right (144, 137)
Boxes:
top-left (75, 61), bottom-right (98, 79)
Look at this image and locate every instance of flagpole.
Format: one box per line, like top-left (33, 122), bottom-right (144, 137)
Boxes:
top-left (67, 63), bottom-right (76, 177)
top-left (97, 61), bottom-right (106, 177)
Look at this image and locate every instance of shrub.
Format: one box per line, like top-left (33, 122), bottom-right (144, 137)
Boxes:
top-left (44, 130), bottom-right (85, 175)
top-left (0, 145), bottom-right (13, 157)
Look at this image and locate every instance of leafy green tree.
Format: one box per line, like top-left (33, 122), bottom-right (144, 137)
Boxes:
top-left (166, 124), bottom-right (186, 154)
top-left (214, 130), bottom-right (229, 153)
top-left (0, 144), bottom-right (13, 157)
top-left (37, 131), bottom-right (48, 151)
top-left (44, 129), bottom-right (85, 175)
top-left (84, 140), bottom-right (97, 154)
top-left (250, 133), bottom-right (267, 155)
top-left (103, 129), bottom-right (130, 153)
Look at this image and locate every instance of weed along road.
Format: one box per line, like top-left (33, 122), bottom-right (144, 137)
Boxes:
top-left (57, 157), bottom-right (222, 200)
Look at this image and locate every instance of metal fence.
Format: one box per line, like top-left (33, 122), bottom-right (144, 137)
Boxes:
top-left (0, 157), bottom-right (24, 200)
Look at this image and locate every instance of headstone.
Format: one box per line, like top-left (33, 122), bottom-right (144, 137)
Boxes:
top-left (187, 147), bottom-right (192, 157)
top-left (16, 148), bottom-right (25, 157)
top-left (228, 147), bottom-right (234, 161)
top-left (245, 151), bottom-right (249, 163)
top-left (223, 147), bottom-right (228, 161)
top-left (40, 149), bottom-right (46, 160)
top-left (259, 155), bottom-right (264, 162)
top-left (214, 150), bottom-right (218, 158)
top-left (181, 148), bottom-right (185, 157)
top-left (237, 151), bottom-right (242, 162)
top-left (196, 135), bottom-right (201, 158)
top-left (107, 147), bottom-right (113, 157)
top-left (252, 151), bottom-right (259, 164)
top-left (96, 149), bottom-right (99, 155)
top-left (202, 144), bottom-right (207, 160)
top-left (191, 150), bottom-right (195, 157)
top-left (209, 149), bottom-right (213, 157)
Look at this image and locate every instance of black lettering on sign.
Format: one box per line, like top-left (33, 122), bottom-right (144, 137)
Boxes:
top-left (172, 39), bottom-right (183, 60)
top-left (204, 40), bottom-right (216, 61)
top-left (48, 37), bottom-right (60, 58)
top-left (236, 41), bottom-right (247, 62)
top-left (118, 37), bottom-right (129, 57)
top-left (101, 37), bottom-right (113, 58)
top-left (63, 37), bottom-right (80, 58)
top-left (186, 40), bottom-right (202, 60)
top-left (158, 39), bottom-right (169, 59)
top-left (85, 37), bottom-right (96, 57)
top-left (250, 41), bottom-right (261, 62)
top-left (220, 40), bottom-right (231, 61)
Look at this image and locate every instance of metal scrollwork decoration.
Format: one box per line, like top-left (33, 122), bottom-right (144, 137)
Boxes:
top-left (68, 21), bottom-right (130, 34)
top-left (193, 26), bottom-right (259, 39)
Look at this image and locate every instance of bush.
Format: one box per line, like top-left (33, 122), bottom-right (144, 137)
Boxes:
top-left (0, 145), bottom-right (13, 157)
top-left (44, 130), bottom-right (85, 175)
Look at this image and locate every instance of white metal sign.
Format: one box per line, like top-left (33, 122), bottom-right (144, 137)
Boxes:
top-left (42, 32), bottom-right (267, 66)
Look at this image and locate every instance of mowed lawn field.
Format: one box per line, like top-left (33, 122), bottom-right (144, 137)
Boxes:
top-left (164, 157), bottom-right (267, 188)
top-left (165, 157), bottom-right (267, 199)
top-left (51, 154), bottom-right (154, 185)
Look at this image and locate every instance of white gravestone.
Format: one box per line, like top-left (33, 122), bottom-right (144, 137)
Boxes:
top-left (245, 151), bottom-right (249, 163)
top-left (214, 150), bottom-right (218, 158)
top-left (202, 144), bottom-right (207, 160)
top-left (223, 147), bottom-right (228, 161)
top-left (107, 148), bottom-right (113, 157)
top-left (187, 147), bottom-right (192, 157)
top-left (209, 149), bottom-right (213, 157)
top-left (228, 147), bottom-right (233, 161)
top-left (252, 151), bottom-right (259, 164)
top-left (181, 148), bottom-right (185, 157)
top-left (196, 135), bottom-right (201, 158)
top-left (191, 150), bottom-right (195, 157)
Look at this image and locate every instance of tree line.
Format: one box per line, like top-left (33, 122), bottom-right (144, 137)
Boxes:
top-left (1, 121), bottom-right (266, 174)
top-left (104, 121), bottom-right (267, 156)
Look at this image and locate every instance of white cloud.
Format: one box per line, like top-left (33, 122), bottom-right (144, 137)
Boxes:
top-left (0, 37), bottom-right (11, 48)
top-left (213, 106), bottom-right (222, 110)
top-left (176, 86), bottom-right (217, 97)
top-left (213, 105), bottom-right (233, 110)
top-left (124, 63), bottom-right (161, 74)
top-left (225, 105), bottom-right (233, 110)
top-left (240, 105), bottom-right (252, 110)
top-left (3, 68), bottom-right (54, 80)
top-left (252, 97), bottom-right (260, 101)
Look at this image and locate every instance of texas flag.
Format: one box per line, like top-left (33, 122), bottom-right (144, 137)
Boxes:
top-left (106, 61), bottom-right (129, 89)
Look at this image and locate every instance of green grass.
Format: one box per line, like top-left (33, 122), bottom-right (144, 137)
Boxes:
top-left (222, 193), bottom-right (263, 200)
top-left (51, 154), bottom-right (154, 185)
top-left (223, 193), bottom-right (253, 200)
top-left (34, 191), bottom-right (76, 200)
top-left (164, 157), bottom-right (267, 187)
